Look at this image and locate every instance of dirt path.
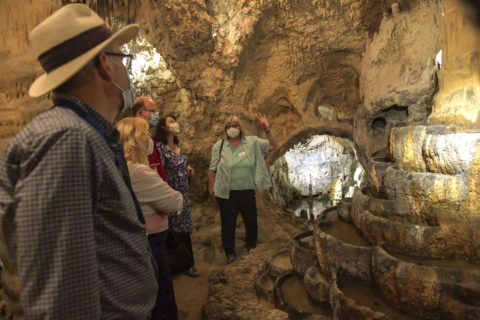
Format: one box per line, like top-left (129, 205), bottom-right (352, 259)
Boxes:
top-left (173, 256), bottom-right (226, 320)
top-left (173, 199), bottom-right (308, 319)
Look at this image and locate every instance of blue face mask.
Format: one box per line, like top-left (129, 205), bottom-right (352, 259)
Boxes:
top-left (149, 112), bottom-right (159, 126)
top-left (112, 77), bottom-right (136, 115)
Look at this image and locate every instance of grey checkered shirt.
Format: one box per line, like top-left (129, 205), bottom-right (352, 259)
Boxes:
top-left (0, 94), bottom-right (157, 319)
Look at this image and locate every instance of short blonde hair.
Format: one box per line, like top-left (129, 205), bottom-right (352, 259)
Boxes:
top-left (116, 117), bottom-right (150, 165)
top-left (224, 116), bottom-right (243, 138)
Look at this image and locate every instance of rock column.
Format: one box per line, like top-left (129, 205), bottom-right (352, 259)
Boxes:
top-left (431, 0), bottom-right (480, 126)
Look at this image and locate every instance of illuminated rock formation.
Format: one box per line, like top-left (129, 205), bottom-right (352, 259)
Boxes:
top-left (1, 0), bottom-right (479, 319)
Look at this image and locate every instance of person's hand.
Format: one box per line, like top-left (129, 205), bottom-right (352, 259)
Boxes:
top-left (256, 113), bottom-right (271, 132)
top-left (187, 165), bottom-right (194, 179)
top-left (209, 190), bottom-right (218, 206)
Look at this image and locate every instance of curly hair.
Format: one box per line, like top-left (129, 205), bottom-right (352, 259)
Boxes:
top-left (116, 117), bottom-right (150, 165)
top-left (153, 115), bottom-right (179, 145)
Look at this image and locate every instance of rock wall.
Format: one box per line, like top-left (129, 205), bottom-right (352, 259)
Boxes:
top-left (0, 0), bottom-right (466, 319)
top-left (354, 0), bottom-right (442, 167)
top-left (134, 0), bottom-right (373, 199)
top-left (432, 0), bottom-right (480, 127)
top-left (0, 0), bottom-right (58, 152)
top-left (0, 0), bottom-right (376, 197)
top-left (0, 0), bottom-right (443, 197)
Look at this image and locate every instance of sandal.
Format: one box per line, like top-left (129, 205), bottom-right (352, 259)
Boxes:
top-left (184, 267), bottom-right (199, 278)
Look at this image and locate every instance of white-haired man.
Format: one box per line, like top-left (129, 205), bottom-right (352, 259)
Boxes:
top-left (0, 4), bottom-right (157, 319)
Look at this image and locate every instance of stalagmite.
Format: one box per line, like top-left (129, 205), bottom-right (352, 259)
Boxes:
top-left (2, 0), bottom-right (479, 319)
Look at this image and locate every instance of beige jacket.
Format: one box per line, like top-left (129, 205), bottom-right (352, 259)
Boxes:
top-left (128, 162), bottom-right (183, 234)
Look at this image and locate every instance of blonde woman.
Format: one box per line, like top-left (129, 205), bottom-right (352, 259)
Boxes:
top-left (117, 117), bottom-right (183, 320)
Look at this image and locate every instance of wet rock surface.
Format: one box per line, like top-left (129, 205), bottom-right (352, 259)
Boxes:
top-left (1, 0), bottom-right (480, 319)
top-left (290, 231), bottom-right (317, 277)
top-left (204, 244), bottom-right (290, 320)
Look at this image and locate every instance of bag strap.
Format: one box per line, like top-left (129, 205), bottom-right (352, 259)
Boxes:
top-left (214, 139), bottom-right (225, 173)
top-left (54, 97), bottom-right (146, 225)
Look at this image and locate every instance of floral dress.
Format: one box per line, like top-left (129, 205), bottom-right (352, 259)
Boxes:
top-left (157, 142), bottom-right (192, 234)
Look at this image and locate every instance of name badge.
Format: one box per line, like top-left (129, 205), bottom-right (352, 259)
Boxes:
top-left (238, 151), bottom-right (246, 157)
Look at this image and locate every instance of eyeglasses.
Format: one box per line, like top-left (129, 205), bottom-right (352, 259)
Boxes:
top-left (142, 108), bottom-right (158, 114)
top-left (104, 52), bottom-right (133, 70)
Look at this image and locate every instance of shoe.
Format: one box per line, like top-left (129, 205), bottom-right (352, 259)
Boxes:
top-left (183, 267), bottom-right (199, 278)
top-left (227, 254), bottom-right (236, 264)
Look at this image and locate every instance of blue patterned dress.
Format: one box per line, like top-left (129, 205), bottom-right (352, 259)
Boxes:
top-left (157, 142), bottom-right (192, 234)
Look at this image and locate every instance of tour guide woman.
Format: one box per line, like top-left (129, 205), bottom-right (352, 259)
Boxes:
top-left (208, 113), bottom-right (278, 264)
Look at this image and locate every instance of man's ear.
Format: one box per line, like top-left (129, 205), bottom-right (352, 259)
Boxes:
top-left (95, 53), bottom-right (113, 81)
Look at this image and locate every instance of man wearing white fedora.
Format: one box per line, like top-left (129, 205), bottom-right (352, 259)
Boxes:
top-left (0, 4), bottom-right (158, 319)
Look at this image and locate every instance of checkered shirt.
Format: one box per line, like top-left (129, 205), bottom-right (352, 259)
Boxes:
top-left (0, 94), bottom-right (157, 319)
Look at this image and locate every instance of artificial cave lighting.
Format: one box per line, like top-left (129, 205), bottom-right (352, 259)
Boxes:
top-left (436, 49), bottom-right (442, 68)
top-left (112, 16), bottom-right (174, 97)
top-left (344, 165), bottom-right (364, 198)
top-left (287, 197), bottom-right (331, 220)
top-left (122, 36), bottom-right (173, 90)
top-left (124, 40), bottom-right (167, 82)
top-left (283, 135), bottom-right (361, 197)
top-left (274, 134), bottom-right (364, 220)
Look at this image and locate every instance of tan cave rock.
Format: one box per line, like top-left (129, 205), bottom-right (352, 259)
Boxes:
top-left (1, 0), bottom-right (480, 319)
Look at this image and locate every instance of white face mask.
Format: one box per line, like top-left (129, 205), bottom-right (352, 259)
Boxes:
top-left (169, 122), bottom-right (181, 134)
top-left (112, 77), bottom-right (136, 114)
top-left (227, 127), bottom-right (240, 138)
top-left (147, 139), bottom-right (154, 155)
top-left (109, 58), bottom-right (136, 114)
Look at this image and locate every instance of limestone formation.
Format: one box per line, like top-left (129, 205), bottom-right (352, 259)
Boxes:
top-left (1, 0), bottom-right (480, 319)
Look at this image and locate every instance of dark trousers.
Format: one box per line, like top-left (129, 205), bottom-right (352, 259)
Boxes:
top-left (148, 231), bottom-right (179, 320)
top-left (217, 189), bottom-right (257, 256)
top-left (174, 231), bottom-right (195, 266)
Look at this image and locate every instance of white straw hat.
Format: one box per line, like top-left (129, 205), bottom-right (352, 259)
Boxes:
top-left (28, 3), bottom-right (139, 97)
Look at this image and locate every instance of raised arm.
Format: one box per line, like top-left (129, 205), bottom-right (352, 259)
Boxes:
top-left (256, 112), bottom-right (278, 151)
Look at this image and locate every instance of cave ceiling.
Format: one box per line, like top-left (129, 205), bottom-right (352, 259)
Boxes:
top-left (1, 0), bottom-right (442, 191)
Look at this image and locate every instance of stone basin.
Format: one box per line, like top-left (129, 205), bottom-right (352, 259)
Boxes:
top-left (352, 188), bottom-right (436, 226)
top-left (255, 272), bottom-right (275, 304)
top-left (390, 252), bottom-right (480, 271)
top-left (352, 205), bottom-right (480, 262)
top-left (332, 274), bottom-right (423, 320)
top-left (314, 207), bottom-right (372, 281)
top-left (290, 231), bottom-right (317, 277)
top-left (274, 271), bottom-right (333, 320)
top-left (382, 166), bottom-right (468, 214)
top-left (367, 157), bottom-right (394, 198)
top-left (270, 249), bottom-right (293, 278)
top-left (337, 199), bottom-right (352, 222)
top-left (354, 188), bottom-right (480, 228)
top-left (303, 264), bottom-right (331, 305)
top-left (389, 125), bottom-right (480, 175)
top-left (317, 207), bottom-right (370, 247)
top-left (371, 246), bottom-right (480, 319)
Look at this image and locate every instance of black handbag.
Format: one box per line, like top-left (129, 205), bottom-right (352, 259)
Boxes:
top-left (167, 230), bottom-right (194, 276)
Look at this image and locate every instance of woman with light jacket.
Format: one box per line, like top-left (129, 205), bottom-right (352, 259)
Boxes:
top-left (117, 117), bottom-right (183, 320)
top-left (208, 114), bottom-right (277, 264)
